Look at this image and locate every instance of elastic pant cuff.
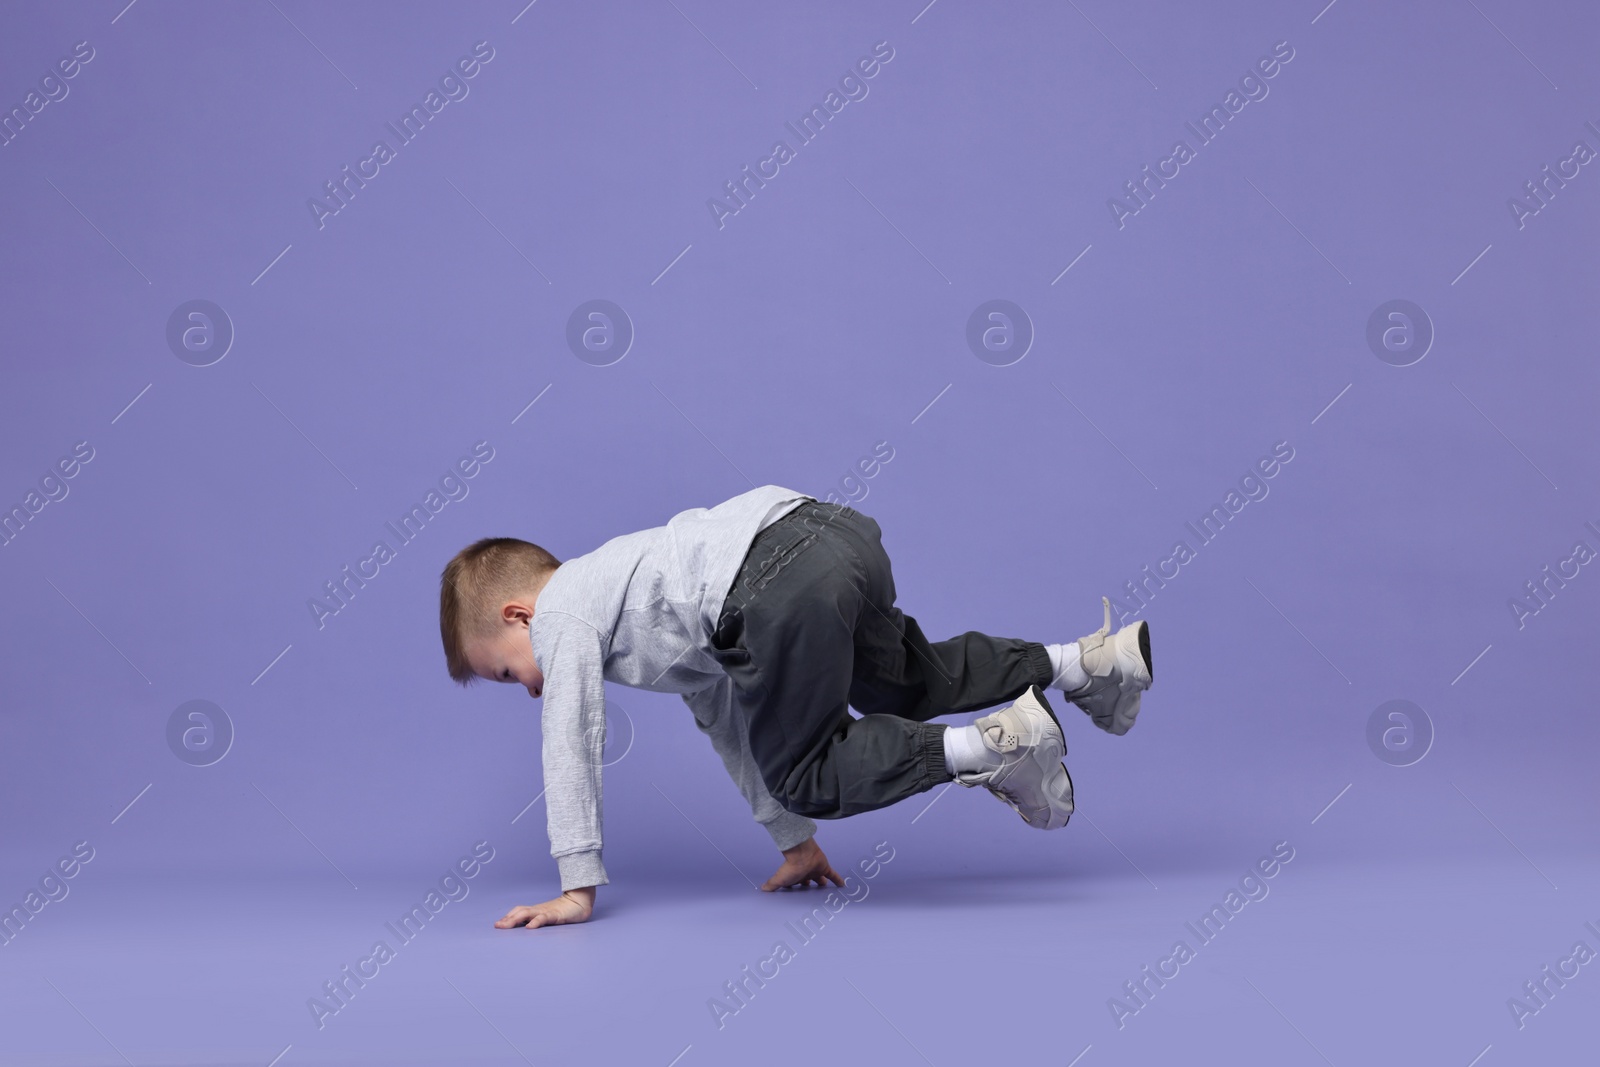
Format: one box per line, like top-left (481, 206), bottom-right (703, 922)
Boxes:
top-left (1024, 640), bottom-right (1055, 689)
top-left (917, 722), bottom-right (953, 788)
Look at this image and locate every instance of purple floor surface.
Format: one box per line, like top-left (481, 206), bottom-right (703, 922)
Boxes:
top-left (3, 0), bottom-right (1597, 1064)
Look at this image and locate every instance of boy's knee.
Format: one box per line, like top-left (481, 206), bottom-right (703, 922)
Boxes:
top-left (764, 768), bottom-right (841, 820)
top-left (780, 795), bottom-right (843, 820)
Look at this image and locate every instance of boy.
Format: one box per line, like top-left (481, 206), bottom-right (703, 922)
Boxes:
top-left (439, 485), bottom-right (1153, 930)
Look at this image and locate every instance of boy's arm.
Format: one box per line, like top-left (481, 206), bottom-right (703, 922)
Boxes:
top-left (495, 613), bottom-right (609, 931)
top-left (681, 675), bottom-right (818, 853)
top-left (536, 611), bottom-right (611, 892)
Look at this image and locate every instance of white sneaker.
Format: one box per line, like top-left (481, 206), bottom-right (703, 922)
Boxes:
top-left (1063, 596), bottom-right (1153, 736)
top-left (954, 684), bottom-right (1074, 830)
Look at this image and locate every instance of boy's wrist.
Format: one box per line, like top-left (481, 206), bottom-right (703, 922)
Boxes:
top-left (555, 849), bottom-right (609, 891)
top-left (762, 810), bottom-right (818, 852)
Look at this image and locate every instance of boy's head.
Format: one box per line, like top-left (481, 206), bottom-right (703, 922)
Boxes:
top-left (440, 537), bottom-right (561, 690)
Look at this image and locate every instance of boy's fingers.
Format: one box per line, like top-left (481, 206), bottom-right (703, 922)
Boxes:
top-left (496, 905), bottom-right (553, 928)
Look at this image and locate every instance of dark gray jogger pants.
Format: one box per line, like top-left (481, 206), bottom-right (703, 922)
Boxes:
top-left (707, 500), bottom-right (1055, 820)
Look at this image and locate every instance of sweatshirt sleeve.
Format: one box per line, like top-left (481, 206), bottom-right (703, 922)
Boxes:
top-left (681, 675), bottom-right (817, 851)
top-left (531, 611), bottom-right (611, 891)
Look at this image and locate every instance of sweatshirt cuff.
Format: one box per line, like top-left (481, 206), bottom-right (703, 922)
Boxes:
top-left (556, 850), bottom-right (609, 891)
top-left (761, 810), bottom-right (817, 852)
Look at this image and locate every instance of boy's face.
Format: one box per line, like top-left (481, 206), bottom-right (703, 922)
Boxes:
top-left (468, 602), bottom-right (544, 696)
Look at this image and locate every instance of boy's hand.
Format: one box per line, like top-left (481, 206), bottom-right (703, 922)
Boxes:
top-left (761, 837), bottom-right (847, 891)
top-left (494, 886), bottom-right (595, 929)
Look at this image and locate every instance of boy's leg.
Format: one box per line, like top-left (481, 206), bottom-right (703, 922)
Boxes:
top-left (710, 502), bottom-right (959, 820)
top-left (833, 506), bottom-right (1055, 722)
top-left (832, 504), bottom-right (1152, 737)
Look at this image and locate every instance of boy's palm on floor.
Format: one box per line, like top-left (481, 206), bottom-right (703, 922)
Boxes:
top-left (760, 837), bottom-right (847, 892)
top-left (495, 886), bottom-right (595, 930)
top-left (493, 838), bottom-right (843, 930)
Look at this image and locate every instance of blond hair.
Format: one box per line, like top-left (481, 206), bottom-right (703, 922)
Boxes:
top-left (439, 537), bottom-right (560, 685)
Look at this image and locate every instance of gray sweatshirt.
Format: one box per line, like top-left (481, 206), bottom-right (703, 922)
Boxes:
top-left (528, 484), bottom-right (818, 890)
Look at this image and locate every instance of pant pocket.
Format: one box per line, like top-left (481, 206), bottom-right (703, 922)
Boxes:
top-left (745, 524), bottom-right (819, 593)
top-left (711, 604), bottom-right (744, 651)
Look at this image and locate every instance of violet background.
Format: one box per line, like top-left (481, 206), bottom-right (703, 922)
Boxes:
top-left (1, 1), bottom-right (1596, 1064)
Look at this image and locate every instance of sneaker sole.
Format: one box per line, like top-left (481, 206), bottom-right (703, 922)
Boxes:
top-left (969, 686), bottom-right (1076, 828)
top-left (1139, 620), bottom-right (1153, 683)
top-left (1022, 685), bottom-right (1073, 827)
top-left (1115, 621), bottom-right (1153, 689)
